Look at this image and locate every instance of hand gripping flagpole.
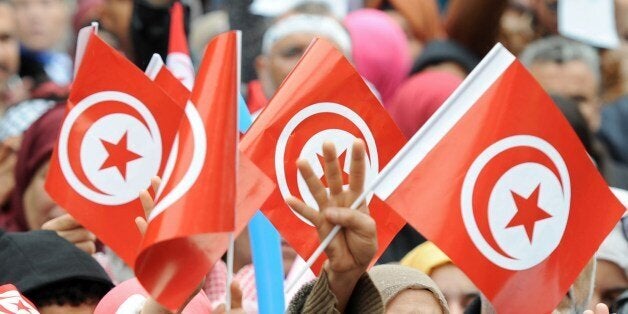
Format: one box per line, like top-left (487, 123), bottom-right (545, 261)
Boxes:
top-left (285, 43), bottom-right (508, 293)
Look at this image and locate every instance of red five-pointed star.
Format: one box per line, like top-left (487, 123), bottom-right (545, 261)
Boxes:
top-left (99, 131), bottom-right (142, 180)
top-left (317, 149), bottom-right (350, 187)
top-left (506, 184), bottom-right (553, 243)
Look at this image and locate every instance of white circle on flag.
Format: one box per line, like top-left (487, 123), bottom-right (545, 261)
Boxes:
top-left (166, 52), bottom-right (195, 90)
top-left (58, 91), bottom-right (162, 205)
top-left (460, 135), bottom-right (570, 270)
top-left (275, 102), bottom-right (378, 226)
top-left (296, 129), bottom-right (376, 215)
top-left (80, 113), bottom-right (159, 199)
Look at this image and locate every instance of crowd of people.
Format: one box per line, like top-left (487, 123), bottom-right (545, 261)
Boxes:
top-left (0, 0), bottom-right (627, 313)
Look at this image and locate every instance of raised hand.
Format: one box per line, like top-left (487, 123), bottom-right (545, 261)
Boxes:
top-left (286, 139), bottom-right (377, 312)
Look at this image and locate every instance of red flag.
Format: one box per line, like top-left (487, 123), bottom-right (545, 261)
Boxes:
top-left (0, 284), bottom-right (39, 314)
top-left (45, 33), bottom-right (183, 266)
top-left (240, 38), bottom-right (407, 273)
top-left (134, 31), bottom-right (274, 311)
top-left (371, 44), bottom-right (626, 313)
top-left (166, 1), bottom-right (194, 90)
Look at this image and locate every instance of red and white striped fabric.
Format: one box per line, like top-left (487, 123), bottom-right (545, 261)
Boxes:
top-left (0, 284), bottom-right (39, 314)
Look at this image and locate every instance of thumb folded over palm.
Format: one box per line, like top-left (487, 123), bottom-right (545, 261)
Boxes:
top-left (286, 140), bottom-right (377, 276)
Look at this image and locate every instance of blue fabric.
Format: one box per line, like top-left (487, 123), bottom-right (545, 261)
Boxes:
top-left (240, 97), bottom-right (285, 312)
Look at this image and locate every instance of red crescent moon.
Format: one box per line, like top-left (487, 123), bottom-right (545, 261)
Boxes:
top-left (472, 145), bottom-right (562, 258)
top-left (67, 100), bottom-right (149, 195)
top-left (283, 112), bottom-right (370, 199)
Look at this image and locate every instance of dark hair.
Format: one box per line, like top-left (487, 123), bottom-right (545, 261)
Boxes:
top-left (24, 278), bottom-right (111, 309)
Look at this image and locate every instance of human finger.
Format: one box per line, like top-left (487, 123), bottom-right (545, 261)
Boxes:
top-left (139, 190), bottom-right (155, 218)
top-left (230, 281), bottom-right (243, 309)
top-left (594, 303), bottom-right (609, 314)
top-left (286, 196), bottom-right (319, 226)
top-left (151, 176), bottom-right (162, 192)
top-left (41, 213), bottom-right (81, 231)
top-left (57, 228), bottom-right (96, 243)
top-left (348, 139), bottom-right (366, 195)
top-left (297, 158), bottom-right (328, 209)
top-left (74, 240), bottom-right (96, 255)
top-left (135, 216), bottom-right (148, 236)
top-left (322, 141), bottom-right (344, 197)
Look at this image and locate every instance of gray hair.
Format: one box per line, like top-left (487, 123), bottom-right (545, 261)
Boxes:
top-left (520, 36), bottom-right (601, 84)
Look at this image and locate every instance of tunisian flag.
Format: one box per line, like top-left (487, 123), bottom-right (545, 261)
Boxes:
top-left (134, 32), bottom-right (274, 311)
top-left (166, 1), bottom-right (194, 90)
top-left (45, 33), bottom-right (183, 266)
top-left (0, 284), bottom-right (38, 314)
top-left (240, 38), bottom-right (406, 272)
top-left (371, 44), bottom-right (626, 313)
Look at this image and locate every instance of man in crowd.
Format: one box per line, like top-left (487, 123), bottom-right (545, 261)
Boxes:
top-left (247, 3), bottom-right (352, 115)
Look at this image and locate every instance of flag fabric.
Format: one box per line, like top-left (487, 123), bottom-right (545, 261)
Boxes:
top-left (0, 284), bottom-right (39, 314)
top-left (371, 43), bottom-right (626, 313)
top-left (166, 1), bottom-right (194, 90)
top-left (240, 38), bottom-right (407, 273)
top-left (45, 33), bottom-right (184, 266)
top-left (134, 31), bottom-right (274, 311)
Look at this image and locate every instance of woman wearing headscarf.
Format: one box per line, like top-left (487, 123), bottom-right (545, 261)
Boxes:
top-left (387, 70), bottom-right (462, 138)
top-left (344, 9), bottom-right (412, 105)
top-left (6, 103), bottom-right (65, 232)
top-left (369, 264), bottom-right (449, 313)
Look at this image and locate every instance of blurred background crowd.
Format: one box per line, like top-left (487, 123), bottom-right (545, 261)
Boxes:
top-left (0, 0), bottom-right (627, 313)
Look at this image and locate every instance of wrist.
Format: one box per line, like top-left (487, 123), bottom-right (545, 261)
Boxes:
top-left (323, 263), bottom-right (364, 312)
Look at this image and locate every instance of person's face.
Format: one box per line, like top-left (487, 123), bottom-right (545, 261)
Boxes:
top-left (100, 0), bottom-right (132, 55)
top-left (23, 161), bottom-right (65, 229)
top-left (430, 264), bottom-right (478, 314)
top-left (255, 33), bottom-right (317, 99)
top-left (590, 260), bottom-right (628, 308)
top-left (386, 289), bottom-right (444, 314)
top-left (12, 0), bottom-right (68, 51)
top-left (0, 3), bottom-right (19, 93)
top-left (38, 304), bottom-right (97, 314)
top-left (529, 60), bottom-right (601, 130)
top-left (499, 5), bottom-right (535, 55)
